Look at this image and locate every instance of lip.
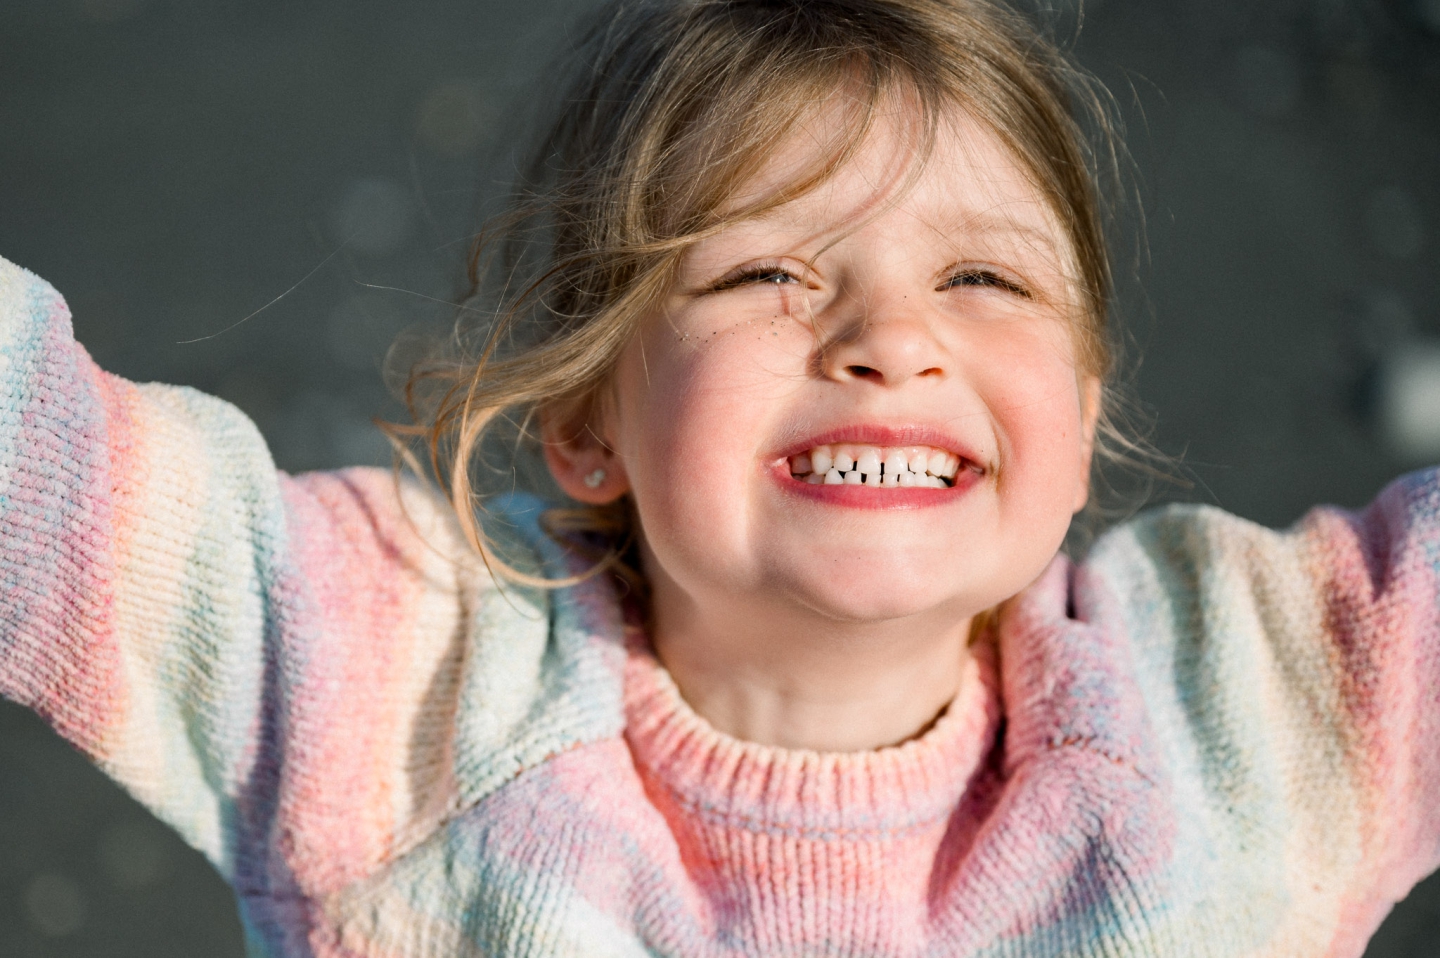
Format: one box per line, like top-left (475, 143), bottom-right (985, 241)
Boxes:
top-left (772, 462), bottom-right (983, 509)
top-left (768, 422), bottom-right (987, 511)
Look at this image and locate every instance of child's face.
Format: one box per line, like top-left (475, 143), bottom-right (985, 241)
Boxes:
top-left (556, 103), bottom-right (1098, 628)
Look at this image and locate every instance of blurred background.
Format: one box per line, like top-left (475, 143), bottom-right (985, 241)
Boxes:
top-left (0, 0), bottom-right (1437, 953)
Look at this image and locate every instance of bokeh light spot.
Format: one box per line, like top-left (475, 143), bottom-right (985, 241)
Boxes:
top-left (1380, 340), bottom-right (1440, 462)
top-left (24, 872), bottom-right (87, 937)
top-left (99, 820), bottom-right (174, 890)
top-left (416, 81), bottom-right (493, 159)
top-left (329, 178), bottom-right (415, 257)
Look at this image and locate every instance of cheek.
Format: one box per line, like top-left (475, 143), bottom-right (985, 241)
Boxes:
top-left (970, 333), bottom-right (1089, 513)
top-left (627, 311), bottom-right (810, 432)
top-left (612, 324), bottom-right (806, 538)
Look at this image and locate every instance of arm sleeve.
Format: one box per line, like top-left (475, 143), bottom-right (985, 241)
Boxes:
top-left (1299, 468), bottom-right (1440, 904)
top-left (0, 257), bottom-right (485, 902)
top-left (1088, 467), bottom-right (1440, 948)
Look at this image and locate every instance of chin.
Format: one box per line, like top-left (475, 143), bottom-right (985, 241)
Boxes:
top-left (781, 567), bottom-right (967, 625)
top-left (771, 535), bottom-right (1035, 624)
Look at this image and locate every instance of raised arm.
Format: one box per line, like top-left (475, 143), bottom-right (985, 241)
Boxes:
top-left (1073, 468), bottom-right (1440, 952)
top-left (0, 257), bottom-right (498, 906)
top-left (1298, 469), bottom-right (1440, 909)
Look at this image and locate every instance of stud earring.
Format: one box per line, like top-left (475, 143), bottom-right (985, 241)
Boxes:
top-left (583, 468), bottom-right (606, 489)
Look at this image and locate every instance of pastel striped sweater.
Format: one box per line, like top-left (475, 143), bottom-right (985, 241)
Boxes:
top-left (1, 253), bottom-right (1438, 957)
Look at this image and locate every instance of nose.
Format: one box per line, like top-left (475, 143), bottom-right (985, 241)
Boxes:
top-left (819, 296), bottom-right (948, 388)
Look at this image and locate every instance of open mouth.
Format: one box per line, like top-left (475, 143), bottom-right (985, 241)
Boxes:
top-left (787, 444), bottom-right (963, 488)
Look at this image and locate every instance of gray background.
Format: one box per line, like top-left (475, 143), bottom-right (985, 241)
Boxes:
top-left (1, 0), bottom-right (1439, 954)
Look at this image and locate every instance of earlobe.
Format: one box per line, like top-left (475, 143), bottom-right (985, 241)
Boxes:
top-left (540, 410), bottom-right (632, 505)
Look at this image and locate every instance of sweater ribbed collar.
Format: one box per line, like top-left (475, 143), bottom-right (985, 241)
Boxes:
top-left (622, 632), bottom-right (1002, 840)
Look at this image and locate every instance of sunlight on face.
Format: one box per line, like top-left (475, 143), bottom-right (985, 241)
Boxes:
top-left (604, 100), bottom-right (1099, 629)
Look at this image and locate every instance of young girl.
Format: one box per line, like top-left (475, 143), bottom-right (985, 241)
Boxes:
top-left (1, 0), bottom-right (1436, 955)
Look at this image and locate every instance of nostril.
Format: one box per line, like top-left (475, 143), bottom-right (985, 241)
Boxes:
top-left (918, 366), bottom-right (943, 378)
top-left (845, 364), bottom-right (882, 381)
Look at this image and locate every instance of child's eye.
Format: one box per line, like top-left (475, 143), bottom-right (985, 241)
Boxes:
top-left (710, 263), bottom-right (802, 292)
top-left (942, 268), bottom-right (1030, 297)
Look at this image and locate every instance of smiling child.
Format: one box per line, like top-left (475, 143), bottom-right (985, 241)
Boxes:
top-left (1, 0), bottom-right (1438, 955)
top-left (562, 102), bottom-right (1097, 754)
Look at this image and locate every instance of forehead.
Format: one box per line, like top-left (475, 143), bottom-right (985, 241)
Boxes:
top-left (720, 97), bottom-right (1069, 261)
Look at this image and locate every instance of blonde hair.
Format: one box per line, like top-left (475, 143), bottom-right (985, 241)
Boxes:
top-left (394, 0), bottom-right (1138, 586)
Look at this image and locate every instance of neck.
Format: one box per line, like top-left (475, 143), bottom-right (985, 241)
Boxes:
top-left (646, 573), bottom-right (974, 753)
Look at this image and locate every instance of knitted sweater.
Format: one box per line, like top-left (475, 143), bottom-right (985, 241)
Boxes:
top-left (0, 254), bottom-right (1437, 958)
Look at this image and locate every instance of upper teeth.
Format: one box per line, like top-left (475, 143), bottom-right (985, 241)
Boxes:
top-left (790, 444), bottom-right (962, 488)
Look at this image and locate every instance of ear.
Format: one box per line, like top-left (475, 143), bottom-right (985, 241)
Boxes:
top-left (1072, 376), bottom-right (1103, 514)
top-left (540, 405), bottom-right (631, 505)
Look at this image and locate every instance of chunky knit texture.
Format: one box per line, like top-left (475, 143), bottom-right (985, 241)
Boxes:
top-left (1, 254), bottom-right (1438, 957)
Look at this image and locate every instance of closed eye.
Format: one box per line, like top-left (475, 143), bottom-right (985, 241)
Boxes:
top-left (941, 268), bottom-right (1030, 298)
top-left (708, 262), bottom-right (803, 292)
